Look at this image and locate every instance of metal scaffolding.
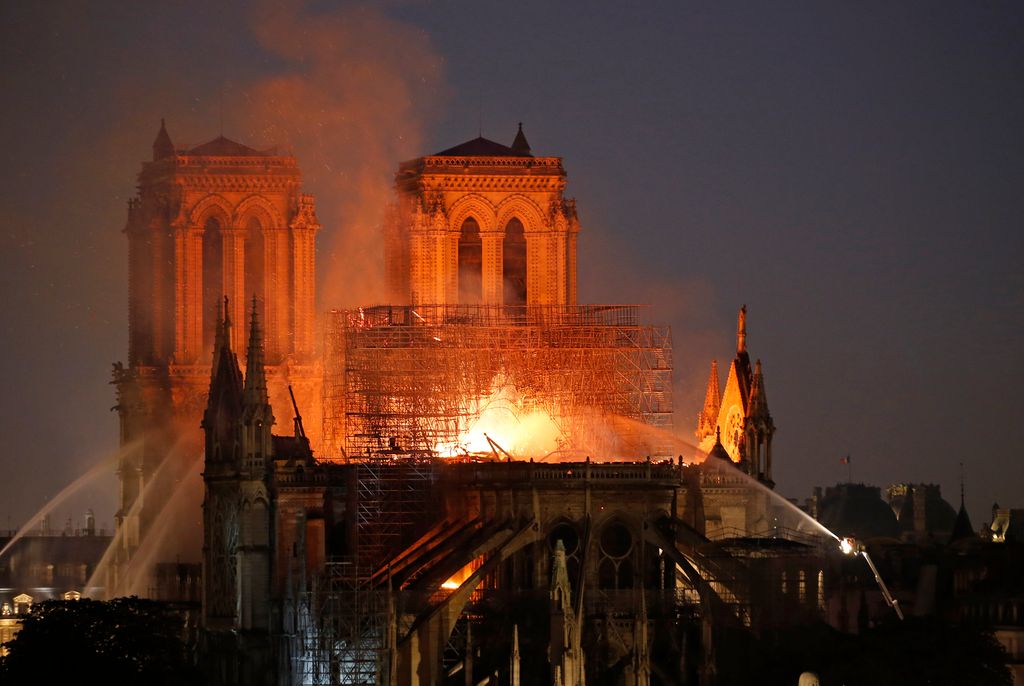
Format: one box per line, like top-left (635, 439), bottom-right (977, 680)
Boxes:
top-left (354, 459), bottom-right (435, 568)
top-left (322, 304), bottom-right (674, 460)
top-left (297, 560), bottom-right (387, 686)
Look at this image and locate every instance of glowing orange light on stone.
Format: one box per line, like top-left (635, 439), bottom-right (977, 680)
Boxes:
top-left (440, 557), bottom-right (482, 590)
top-left (433, 379), bottom-right (562, 459)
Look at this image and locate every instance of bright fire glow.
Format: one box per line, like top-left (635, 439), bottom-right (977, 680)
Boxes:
top-left (434, 379), bottom-right (562, 458)
top-left (839, 537), bottom-right (857, 555)
top-left (440, 557), bottom-right (482, 590)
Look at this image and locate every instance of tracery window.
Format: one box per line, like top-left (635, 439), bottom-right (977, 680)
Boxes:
top-left (502, 218), bottom-right (527, 306)
top-left (597, 520), bottom-right (634, 590)
top-left (202, 216), bottom-right (225, 353)
top-left (458, 218), bottom-right (482, 303)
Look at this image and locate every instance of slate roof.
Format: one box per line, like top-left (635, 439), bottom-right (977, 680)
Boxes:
top-left (187, 135), bottom-right (273, 157)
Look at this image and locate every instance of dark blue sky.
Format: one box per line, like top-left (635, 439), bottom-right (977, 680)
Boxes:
top-left (1, 1), bottom-right (1021, 530)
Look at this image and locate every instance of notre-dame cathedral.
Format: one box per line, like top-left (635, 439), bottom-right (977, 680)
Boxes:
top-left (114, 122), bottom-right (816, 686)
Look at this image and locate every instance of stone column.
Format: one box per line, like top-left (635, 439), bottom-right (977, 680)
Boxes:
top-left (525, 230), bottom-right (544, 306)
top-left (430, 230), bottom-right (448, 305)
top-left (567, 231), bottom-right (578, 306)
top-left (481, 230), bottom-right (503, 305)
top-left (291, 226), bottom-right (317, 359)
top-left (408, 229), bottom-right (428, 306)
top-left (445, 231), bottom-right (459, 304)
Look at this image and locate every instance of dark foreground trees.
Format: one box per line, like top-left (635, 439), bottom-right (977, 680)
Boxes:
top-left (717, 617), bottom-right (1012, 686)
top-left (0, 597), bottom-right (201, 685)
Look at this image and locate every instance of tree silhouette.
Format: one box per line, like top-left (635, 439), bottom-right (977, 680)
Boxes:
top-left (0, 597), bottom-right (201, 685)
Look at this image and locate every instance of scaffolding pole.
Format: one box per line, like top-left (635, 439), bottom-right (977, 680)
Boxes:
top-left (322, 304), bottom-right (673, 461)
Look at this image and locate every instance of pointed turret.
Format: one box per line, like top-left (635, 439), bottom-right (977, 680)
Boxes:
top-left (202, 297), bottom-right (243, 463)
top-left (511, 122), bottom-right (531, 155)
top-left (696, 360), bottom-right (721, 441)
top-left (549, 538), bottom-right (580, 686)
top-left (705, 428), bottom-right (734, 465)
top-left (243, 296), bottom-right (269, 407)
top-left (737, 304), bottom-right (747, 353)
top-left (550, 539), bottom-right (572, 608)
top-left (950, 469), bottom-right (975, 543)
top-left (208, 296), bottom-right (242, 408)
top-left (744, 359), bottom-right (775, 483)
top-left (725, 305), bottom-right (753, 412)
top-left (153, 118), bottom-right (174, 161)
top-left (747, 360), bottom-right (771, 423)
top-left (950, 501), bottom-right (975, 543)
top-left (241, 296), bottom-right (274, 476)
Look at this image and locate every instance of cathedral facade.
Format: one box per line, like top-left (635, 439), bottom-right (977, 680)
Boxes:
top-left (112, 122), bottom-right (321, 588)
top-left (111, 124), bottom-right (816, 685)
top-left (189, 129), bottom-right (817, 686)
top-left (384, 126), bottom-right (579, 307)
top-left (694, 306), bottom-right (776, 486)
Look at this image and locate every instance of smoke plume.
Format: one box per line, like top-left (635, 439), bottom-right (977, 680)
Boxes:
top-left (239, 1), bottom-right (447, 308)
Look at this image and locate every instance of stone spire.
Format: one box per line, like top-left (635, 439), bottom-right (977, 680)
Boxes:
top-left (240, 296), bottom-right (274, 476)
top-left (511, 624), bottom-right (521, 686)
top-left (243, 296), bottom-right (268, 406)
top-left (202, 297), bottom-right (243, 463)
top-left (631, 586), bottom-right (651, 686)
top-left (152, 118), bottom-right (174, 161)
top-left (208, 296), bottom-right (241, 401)
top-left (706, 427), bottom-right (734, 465)
top-left (747, 360), bottom-right (771, 423)
top-left (696, 360), bottom-right (721, 441)
top-left (214, 296), bottom-right (231, 355)
top-left (511, 122), bottom-right (531, 155)
top-left (549, 539), bottom-right (580, 686)
top-left (737, 304), bottom-right (747, 354)
top-left (550, 539), bottom-right (572, 609)
top-left (950, 464), bottom-right (975, 543)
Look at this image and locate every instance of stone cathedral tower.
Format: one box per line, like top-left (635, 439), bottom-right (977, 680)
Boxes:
top-left (112, 121), bottom-right (321, 578)
top-left (695, 306), bottom-right (776, 485)
top-left (384, 125), bottom-right (580, 306)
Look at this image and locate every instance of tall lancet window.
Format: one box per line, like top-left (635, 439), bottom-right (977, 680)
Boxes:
top-left (202, 216), bottom-right (224, 354)
top-left (502, 218), bottom-right (527, 306)
top-left (458, 217), bottom-right (482, 304)
top-left (244, 217), bottom-right (265, 309)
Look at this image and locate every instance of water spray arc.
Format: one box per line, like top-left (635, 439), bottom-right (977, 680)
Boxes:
top-left (0, 439), bottom-right (142, 562)
top-left (83, 441), bottom-right (184, 598)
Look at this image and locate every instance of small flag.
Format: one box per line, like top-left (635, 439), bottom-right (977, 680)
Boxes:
top-left (839, 455), bottom-right (850, 465)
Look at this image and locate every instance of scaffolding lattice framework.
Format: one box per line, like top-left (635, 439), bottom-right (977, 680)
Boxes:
top-left (297, 560), bottom-right (387, 686)
top-left (354, 459), bottom-right (435, 568)
top-left (322, 304), bottom-right (673, 460)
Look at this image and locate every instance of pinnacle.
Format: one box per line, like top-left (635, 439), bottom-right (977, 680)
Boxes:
top-left (243, 295), bottom-right (268, 404)
top-left (153, 118), bottom-right (175, 161)
top-left (511, 122), bottom-right (531, 155)
top-left (214, 295), bottom-right (232, 356)
top-left (737, 304), bottom-right (747, 354)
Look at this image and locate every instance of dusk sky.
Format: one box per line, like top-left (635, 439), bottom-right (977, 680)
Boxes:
top-left (1, 1), bottom-right (1021, 531)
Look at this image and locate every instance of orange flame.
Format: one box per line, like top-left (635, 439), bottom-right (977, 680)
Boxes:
top-left (434, 379), bottom-right (562, 459)
top-left (440, 557), bottom-right (483, 590)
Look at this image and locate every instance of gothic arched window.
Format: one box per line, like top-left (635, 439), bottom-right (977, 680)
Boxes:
top-left (597, 520), bottom-right (634, 590)
top-left (458, 217), bottom-right (482, 303)
top-left (202, 216), bottom-right (224, 353)
top-left (244, 217), bottom-right (265, 310)
top-left (502, 218), bottom-right (527, 306)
